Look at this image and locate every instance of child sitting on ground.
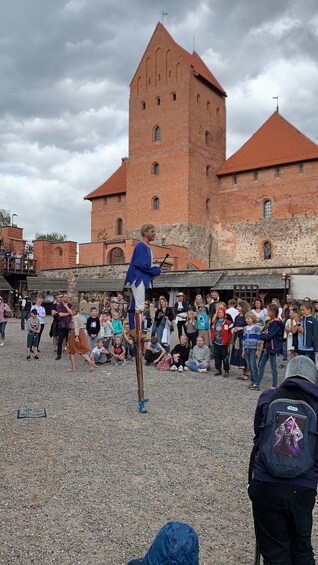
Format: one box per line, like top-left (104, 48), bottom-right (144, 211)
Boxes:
top-left (26, 308), bottom-right (41, 360)
top-left (144, 336), bottom-right (166, 366)
top-left (91, 338), bottom-right (112, 365)
top-left (113, 335), bottom-right (126, 365)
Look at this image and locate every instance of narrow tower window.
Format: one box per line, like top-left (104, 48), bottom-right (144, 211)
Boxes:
top-left (154, 126), bottom-right (161, 142)
top-left (205, 131), bottom-right (211, 146)
top-left (152, 162), bottom-right (160, 175)
top-left (156, 96), bottom-right (160, 106)
top-left (263, 200), bottom-right (272, 219)
top-left (115, 218), bottom-right (123, 236)
top-left (152, 196), bottom-right (160, 210)
top-left (263, 241), bottom-right (272, 260)
top-left (171, 92), bottom-right (176, 101)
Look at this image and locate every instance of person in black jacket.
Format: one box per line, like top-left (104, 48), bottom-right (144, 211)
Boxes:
top-left (153, 296), bottom-right (174, 346)
top-left (174, 292), bottom-right (189, 338)
top-left (86, 306), bottom-right (101, 353)
top-left (170, 335), bottom-right (190, 372)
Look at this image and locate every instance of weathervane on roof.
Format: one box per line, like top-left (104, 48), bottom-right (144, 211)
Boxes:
top-left (162, 11), bottom-right (168, 24)
top-left (273, 95), bottom-right (279, 113)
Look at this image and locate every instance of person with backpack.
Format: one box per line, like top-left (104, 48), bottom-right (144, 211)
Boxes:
top-left (248, 356), bottom-right (318, 565)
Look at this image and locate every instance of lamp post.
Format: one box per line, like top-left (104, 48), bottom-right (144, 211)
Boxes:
top-left (11, 213), bottom-right (18, 226)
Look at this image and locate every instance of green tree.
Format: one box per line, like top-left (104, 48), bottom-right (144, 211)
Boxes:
top-left (0, 209), bottom-right (11, 226)
top-left (34, 232), bottom-right (68, 242)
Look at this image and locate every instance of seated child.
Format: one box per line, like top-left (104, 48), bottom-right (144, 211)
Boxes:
top-left (113, 335), bottom-right (126, 365)
top-left (144, 336), bottom-right (166, 366)
top-left (91, 338), bottom-right (111, 365)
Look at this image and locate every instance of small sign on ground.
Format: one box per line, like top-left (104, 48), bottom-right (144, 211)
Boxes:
top-left (17, 408), bottom-right (47, 419)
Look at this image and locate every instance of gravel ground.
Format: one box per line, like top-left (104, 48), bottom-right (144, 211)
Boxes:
top-left (1, 319), bottom-right (318, 564)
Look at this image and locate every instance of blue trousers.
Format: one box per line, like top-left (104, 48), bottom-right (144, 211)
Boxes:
top-left (249, 479), bottom-right (316, 565)
top-left (21, 310), bottom-right (30, 330)
top-left (256, 351), bottom-right (278, 388)
top-left (244, 348), bottom-right (258, 383)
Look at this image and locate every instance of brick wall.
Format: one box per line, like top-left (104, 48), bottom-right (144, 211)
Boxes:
top-left (33, 240), bottom-right (77, 272)
top-left (0, 226), bottom-right (25, 254)
top-left (90, 194), bottom-right (126, 242)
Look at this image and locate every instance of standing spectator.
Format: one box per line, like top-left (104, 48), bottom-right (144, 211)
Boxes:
top-left (193, 294), bottom-right (206, 314)
top-left (0, 297), bottom-right (11, 346)
top-left (226, 298), bottom-right (238, 322)
top-left (68, 304), bottom-right (96, 371)
top-left (20, 292), bottom-right (32, 330)
top-left (99, 312), bottom-right (114, 350)
top-left (185, 335), bottom-right (210, 373)
top-left (55, 293), bottom-right (73, 361)
top-left (271, 297), bottom-right (283, 319)
top-left (210, 305), bottom-right (232, 376)
top-left (251, 298), bottom-right (268, 326)
top-left (26, 308), bottom-right (41, 360)
top-left (112, 311), bottom-right (123, 337)
top-left (230, 301), bottom-right (249, 377)
top-left (196, 305), bottom-right (210, 345)
top-left (32, 296), bottom-right (46, 351)
top-left (153, 296), bottom-right (174, 347)
top-left (141, 300), bottom-right (152, 335)
top-left (174, 292), bottom-right (189, 338)
top-left (242, 311), bottom-right (261, 385)
top-left (292, 302), bottom-right (318, 363)
top-left (100, 295), bottom-right (111, 314)
top-left (185, 310), bottom-right (198, 349)
top-left (86, 306), bottom-right (101, 353)
top-left (284, 305), bottom-right (299, 359)
top-left (248, 303), bottom-right (283, 390)
top-left (170, 335), bottom-right (190, 372)
top-left (50, 294), bottom-right (62, 352)
top-left (123, 322), bottom-right (135, 361)
top-left (248, 357), bottom-right (318, 565)
top-left (314, 299), bottom-right (318, 321)
top-left (207, 290), bottom-right (221, 318)
top-left (12, 289), bottom-right (20, 318)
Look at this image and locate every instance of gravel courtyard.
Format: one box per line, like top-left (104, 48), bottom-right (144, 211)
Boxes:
top-left (1, 319), bottom-right (318, 564)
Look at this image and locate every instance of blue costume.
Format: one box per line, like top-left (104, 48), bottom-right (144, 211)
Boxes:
top-left (126, 241), bottom-right (160, 328)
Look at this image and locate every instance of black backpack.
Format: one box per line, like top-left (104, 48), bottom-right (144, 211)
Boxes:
top-left (254, 384), bottom-right (318, 479)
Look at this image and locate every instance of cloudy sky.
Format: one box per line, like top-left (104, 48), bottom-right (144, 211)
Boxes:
top-left (1, 0), bottom-right (317, 244)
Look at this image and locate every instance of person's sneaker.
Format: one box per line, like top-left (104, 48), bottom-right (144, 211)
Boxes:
top-left (115, 362), bottom-right (118, 366)
top-left (178, 366), bottom-right (184, 372)
top-left (34, 355), bottom-right (39, 360)
top-left (198, 368), bottom-right (207, 373)
top-left (170, 365), bottom-right (178, 371)
top-left (55, 356), bottom-right (61, 360)
top-left (248, 384), bottom-right (260, 390)
top-left (183, 366), bottom-right (189, 371)
top-left (0, 341), bottom-right (4, 346)
top-left (214, 371), bottom-right (222, 376)
top-left (121, 360), bottom-right (126, 366)
top-left (223, 371), bottom-right (229, 377)
top-left (27, 355), bottom-right (30, 360)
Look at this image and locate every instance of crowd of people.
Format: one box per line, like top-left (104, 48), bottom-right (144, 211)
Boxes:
top-left (2, 289), bottom-right (317, 385)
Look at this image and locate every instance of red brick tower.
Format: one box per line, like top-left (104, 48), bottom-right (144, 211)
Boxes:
top-left (126, 23), bottom-right (226, 265)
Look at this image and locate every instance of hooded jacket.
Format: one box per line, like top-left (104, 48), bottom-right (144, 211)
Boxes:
top-left (299, 315), bottom-right (318, 352)
top-left (127, 521), bottom-right (199, 565)
top-left (251, 378), bottom-right (318, 490)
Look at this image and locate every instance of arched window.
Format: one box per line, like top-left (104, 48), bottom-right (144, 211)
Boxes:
top-left (156, 96), bottom-right (161, 106)
top-left (152, 162), bottom-right (160, 175)
top-left (108, 247), bottom-right (125, 264)
top-left (154, 126), bottom-right (161, 142)
top-left (263, 200), bottom-right (272, 219)
top-left (263, 241), bottom-right (272, 260)
top-left (206, 198), bottom-right (211, 213)
top-left (171, 92), bottom-right (176, 101)
top-left (115, 218), bottom-right (123, 236)
top-left (205, 131), bottom-right (211, 145)
top-left (141, 101), bottom-right (146, 110)
top-left (152, 196), bottom-right (160, 210)
top-left (206, 165), bottom-right (211, 177)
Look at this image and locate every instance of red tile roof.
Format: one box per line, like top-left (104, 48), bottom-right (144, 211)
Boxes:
top-left (131, 23), bottom-right (226, 97)
top-left (218, 112), bottom-right (318, 175)
top-left (84, 160), bottom-right (127, 200)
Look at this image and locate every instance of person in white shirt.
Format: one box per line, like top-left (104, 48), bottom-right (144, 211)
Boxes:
top-left (32, 296), bottom-right (46, 350)
top-left (226, 298), bottom-right (239, 322)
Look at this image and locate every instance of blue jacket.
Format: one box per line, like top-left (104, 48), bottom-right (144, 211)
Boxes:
top-left (252, 378), bottom-right (318, 490)
top-left (260, 318), bottom-right (283, 354)
top-left (300, 316), bottom-right (318, 352)
top-left (125, 241), bottom-right (161, 289)
top-left (127, 521), bottom-right (199, 565)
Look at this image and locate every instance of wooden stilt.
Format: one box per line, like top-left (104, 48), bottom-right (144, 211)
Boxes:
top-left (134, 311), bottom-right (147, 413)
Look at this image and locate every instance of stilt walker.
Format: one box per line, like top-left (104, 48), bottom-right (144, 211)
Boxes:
top-left (125, 224), bottom-right (161, 413)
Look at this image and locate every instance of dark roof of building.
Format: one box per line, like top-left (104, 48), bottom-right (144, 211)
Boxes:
top-left (0, 276), bottom-right (13, 291)
top-left (130, 22), bottom-right (226, 97)
top-left (26, 277), bottom-right (69, 292)
top-left (74, 278), bottom-right (125, 292)
top-left (218, 112), bottom-right (318, 175)
top-left (153, 271), bottom-right (223, 289)
top-left (217, 273), bottom-right (286, 290)
top-left (84, 160), bottom-right (127, 201)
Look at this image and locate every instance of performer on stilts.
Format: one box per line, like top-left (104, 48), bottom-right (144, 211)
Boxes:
top-left (125, 224), bottom-right (161, 413)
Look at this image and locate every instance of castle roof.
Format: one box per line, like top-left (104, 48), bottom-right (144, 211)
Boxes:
top-left (218, 112), bottom-right (318, 175)
top-left (84, 160), bottom-right (127, 200)
top-left (131, 22), bottom-right (226, 97)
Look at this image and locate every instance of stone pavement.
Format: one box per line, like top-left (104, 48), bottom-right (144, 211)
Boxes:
top-left (1, 319), bottom-right (317, 564)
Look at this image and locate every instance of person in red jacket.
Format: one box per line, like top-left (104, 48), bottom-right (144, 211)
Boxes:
top-left (210, 306), bottom-right (233, 376)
